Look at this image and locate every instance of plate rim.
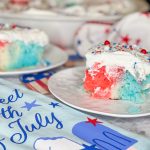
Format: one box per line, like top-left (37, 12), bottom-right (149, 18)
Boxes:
top-left (48, 67), bottom-right (150, 118)
top-left (0, 45), bottom-right (68, 76)
top-left (0, 12), bottom-right (122, 22)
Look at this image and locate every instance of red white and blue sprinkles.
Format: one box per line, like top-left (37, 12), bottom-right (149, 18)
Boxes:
top-left (89, 40), bottom-right (150, 63)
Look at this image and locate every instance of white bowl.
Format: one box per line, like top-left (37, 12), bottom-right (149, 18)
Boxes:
top-left (0, 12), bottom-right (121, 47)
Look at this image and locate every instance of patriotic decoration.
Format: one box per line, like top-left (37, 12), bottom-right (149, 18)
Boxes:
top-left (33, 116), bottom-right (138, 150)
top-left (20, 71), bottom-right (54, 94)
top-left (0, 79), bottom-right (149, 149)
top-left (72, 118), bottom-right (137, 150)
top-left (108, 12), bottom-right (150, 52)
top-left (74, 22), bottom-right (112, 57)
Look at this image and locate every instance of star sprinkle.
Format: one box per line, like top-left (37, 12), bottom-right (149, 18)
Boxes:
top-left (121, 35), bottom-right (130, 44)
top-left (104, 40), bottom-right (110, 45)
top-left (21, 100), bottom-right (41, 111)
top-left (82, 144), bottom-right (99, 150)
top-left (89, 41), bottom-right (149, 64)
top-left (86, 117), bottom-right (102, 126)
top-left (49, 102), bottom-right (60, 108)
top-left (140, 49), bottom-right (148, 54)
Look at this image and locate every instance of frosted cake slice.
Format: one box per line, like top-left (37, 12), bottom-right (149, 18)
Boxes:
top-left (84, 40), bottom-right (150, 102)
top-left (0, 24), bottom-right (49, 71)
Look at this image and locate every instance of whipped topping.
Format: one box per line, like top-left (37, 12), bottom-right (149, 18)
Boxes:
top-left (0, 25), bottom-right (49, 46)
top-left (86, 42), bottom-right (150, 81)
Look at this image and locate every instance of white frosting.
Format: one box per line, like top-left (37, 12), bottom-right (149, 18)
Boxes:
top-left (86, 50), bottom-right (150, 81)
top-left (0, 27), bottom-right (49, 46)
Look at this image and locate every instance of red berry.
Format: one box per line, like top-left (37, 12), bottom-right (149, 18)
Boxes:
top-left (104, 40), bottom-right (110, 45)
top-left (140, 49), bottom-right (147, 54)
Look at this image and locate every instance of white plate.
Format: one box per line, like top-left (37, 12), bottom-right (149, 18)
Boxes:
top-left (0, 45), bottom-right (68, 76)
top-left (0, 12), bottom-right (121, 22)
top-left (48, 67), bottom-right (150, 118)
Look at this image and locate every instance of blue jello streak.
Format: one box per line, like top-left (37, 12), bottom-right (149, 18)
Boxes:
top-left (8, 41), bottom-right (44, 70)
top-left (119, 71), bottom-right (150, 103)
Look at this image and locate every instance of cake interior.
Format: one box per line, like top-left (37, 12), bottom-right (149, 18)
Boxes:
top-left (0, 40), bottom-right (45, 71)
top-left (84, 62), bottom-right (150, 103)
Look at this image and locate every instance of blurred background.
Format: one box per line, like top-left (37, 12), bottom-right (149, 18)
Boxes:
top-left (0, 0), bottom-right (150, 58)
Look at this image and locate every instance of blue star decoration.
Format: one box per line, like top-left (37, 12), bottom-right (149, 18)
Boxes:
top-left (81, 144), bottom-right (99, 150)
top-left (49, 102), bottom-right (60, 108)
top-left (21, 100), bottom-right (41, 111)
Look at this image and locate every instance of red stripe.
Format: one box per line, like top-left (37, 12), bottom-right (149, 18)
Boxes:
top-left (26, 83), bottom-right (39, 92)
top-left (36, 80), bottom-right (49, 91)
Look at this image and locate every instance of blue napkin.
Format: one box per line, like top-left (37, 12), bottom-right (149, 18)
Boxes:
top-left (0, 79), bottom-right (149, 150)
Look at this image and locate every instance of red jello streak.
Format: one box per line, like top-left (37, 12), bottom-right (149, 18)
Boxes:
top-left (84, 63), bottom-right (124, 99)
top-left (0, 41), bottom-right (9, 47)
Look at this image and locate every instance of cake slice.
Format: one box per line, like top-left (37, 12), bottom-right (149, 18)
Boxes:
top-left (0, 24), bottom-right (49, 71)
top-left (84, 40), bottom-right (150, 102)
